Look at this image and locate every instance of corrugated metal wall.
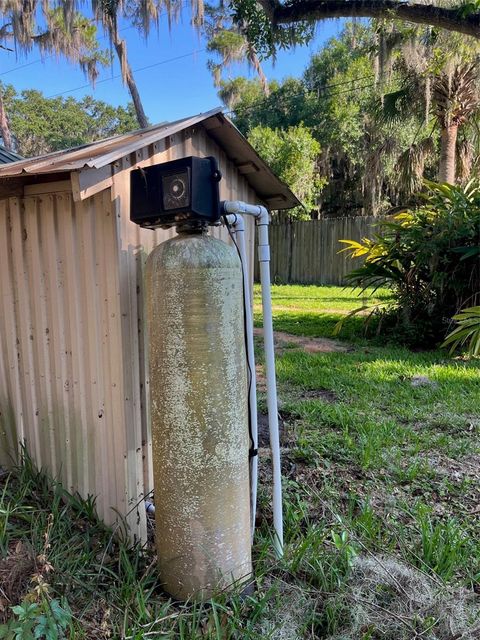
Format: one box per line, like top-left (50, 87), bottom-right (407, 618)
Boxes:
top-left (0, 191), bottom-right (136, 533)
top-left (0, 125), bottom-right (259, 540)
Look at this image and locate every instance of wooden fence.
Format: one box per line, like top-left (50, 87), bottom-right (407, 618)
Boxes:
top-left (256, 216), bottom-right (379, 285)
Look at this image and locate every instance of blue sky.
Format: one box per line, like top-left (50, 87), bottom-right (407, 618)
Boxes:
top-left (0, 12), bottom-right (344, 124)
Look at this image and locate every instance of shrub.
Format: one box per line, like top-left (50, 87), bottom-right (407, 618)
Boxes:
top-left (339, 181), bottom-right (480, 347)
top-left (442, 306), bottom-right (480, 356)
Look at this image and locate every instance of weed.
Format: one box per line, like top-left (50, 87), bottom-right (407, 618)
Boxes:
top-left (0, 597), bottom-right (72, 640)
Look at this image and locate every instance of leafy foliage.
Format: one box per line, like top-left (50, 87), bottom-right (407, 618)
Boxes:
top-left (229, 0), bottom-right (314, 59)
top-left (1, 85), bottom-right (137, 156)
top-left (340, 181), bottom-right (480, 346)
top-left (0, 5), bottom-right (109, 84)
top-left (247, 124), bottom-right (324, 217)
top-left (0, 598), bottom-right (72, 640)
top-left (442, 306), bottom-right (480, 355)
top-left (220, 23), bottom-right (438, 217)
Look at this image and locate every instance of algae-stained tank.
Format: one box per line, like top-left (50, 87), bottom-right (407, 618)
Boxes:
top-left (146, 228), bottom-right (252, 600)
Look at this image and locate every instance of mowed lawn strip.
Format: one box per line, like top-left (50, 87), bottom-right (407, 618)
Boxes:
top-left (253, 283), bottom-right (393, 341)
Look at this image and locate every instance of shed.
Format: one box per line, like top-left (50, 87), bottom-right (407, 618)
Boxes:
top-left (0, 108), bottom-right (298, 540)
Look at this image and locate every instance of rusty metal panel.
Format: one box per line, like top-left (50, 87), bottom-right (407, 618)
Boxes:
top-left (0, 190), bottom-right (146, 537)
top-left (0, 200), bottom-right (23, 467)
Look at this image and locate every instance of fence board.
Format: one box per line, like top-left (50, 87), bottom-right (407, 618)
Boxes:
top-left (255, 216), bottom-right (379, 285)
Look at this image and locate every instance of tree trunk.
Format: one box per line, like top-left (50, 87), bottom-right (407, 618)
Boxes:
top-left (438, 124), bottom-right (458, 184)
top-left (260, 0), bottom-right (480, 40)
top-left (113, 35), bottom-right (149, 129)
top-left (249, 50), bottom-right (270, 96)
top-left (0, 90), bottom-right (12, 151)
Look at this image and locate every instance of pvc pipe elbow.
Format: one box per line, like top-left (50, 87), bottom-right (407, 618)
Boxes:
top-left (222, 200), bottom-right (269, 225)
top-left (225, 212), bottom-right (245, 233)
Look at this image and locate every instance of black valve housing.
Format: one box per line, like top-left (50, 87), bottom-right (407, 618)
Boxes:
top-left (130, 156), bottom-right (222, 229)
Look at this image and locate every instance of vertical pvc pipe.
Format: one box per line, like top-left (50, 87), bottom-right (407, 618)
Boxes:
top-left (223, 201), bottom-right (284, 558)
top-left (257, 219), bottom-right (284, 558)
top-left (226, 214), bottom-right (258, 540)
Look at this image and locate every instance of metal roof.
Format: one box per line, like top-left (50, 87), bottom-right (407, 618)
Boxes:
top-left (0, 145), bottom-right (23, 164)
top-left (0, 107), bottom-right (299, 209)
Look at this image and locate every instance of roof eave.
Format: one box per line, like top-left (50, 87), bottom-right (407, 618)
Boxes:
top-left (0, 107), bottom-right (300, 210)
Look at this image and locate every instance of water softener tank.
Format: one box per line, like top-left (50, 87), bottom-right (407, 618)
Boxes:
top-left (146, 228), bottom-right (252, 600)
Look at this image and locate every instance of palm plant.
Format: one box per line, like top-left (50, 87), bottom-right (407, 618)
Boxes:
top-left (434, 63), bottom-right (479, 183)
top-left (443, 306), bottom-right (480, 355)
top-left (379, 26), bottom-right (480, 185)
top-left (339, 180), bottom-right (480, 346)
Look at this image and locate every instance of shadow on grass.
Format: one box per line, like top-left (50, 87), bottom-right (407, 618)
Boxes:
top-left (255, 311), bottom-right (375, 344)
top-left (269, 294), bottom-right (392, 304)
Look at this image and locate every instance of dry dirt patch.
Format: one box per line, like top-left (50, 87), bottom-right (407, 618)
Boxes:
top-left (0, 541), bottom-right (36, 622)
top-left (327, 554), bottom-right (480, 640)
top-left (253, 328), bottom-right (348, 355)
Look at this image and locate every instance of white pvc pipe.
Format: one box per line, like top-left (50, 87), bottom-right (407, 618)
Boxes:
top-left (223, 201), bottom-right (284, 558)
top-left (225, 213), bottom-right (258, 541)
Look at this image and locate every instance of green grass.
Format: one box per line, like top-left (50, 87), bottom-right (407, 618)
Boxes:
top-left (253, 283), bottom-right (393, 341)
top-left (1, 284), bottom-right (480, 639)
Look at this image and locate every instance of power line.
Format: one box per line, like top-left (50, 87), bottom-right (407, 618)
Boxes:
top-left (46, 48), bottom-right (206, 98)
top-left (0, 26), bottom-right (135, 78)
top-left (224, 74), bottom-right (376, 119)
top-left (0, 0), bottom-right (193, 78)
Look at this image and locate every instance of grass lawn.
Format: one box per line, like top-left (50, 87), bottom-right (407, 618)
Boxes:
top-left (253, 283), bottom-right (393, 342)
top-left (1, 284), bottom-right (480, 639)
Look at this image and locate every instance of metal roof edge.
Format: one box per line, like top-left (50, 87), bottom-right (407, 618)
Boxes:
top-left (0, 106), bottom-right (300, 210)
top-left (0, 108), bottom-right (224, 178)
top-left (92, 108), bottom-right (224, 169)
top-left (203, 112), bottom-right (301, 211)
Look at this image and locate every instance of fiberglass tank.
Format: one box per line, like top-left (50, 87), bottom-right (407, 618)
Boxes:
top-left (146, 228), bottom-right (252, 600)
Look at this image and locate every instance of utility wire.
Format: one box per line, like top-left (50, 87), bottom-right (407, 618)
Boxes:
top-left (0, 0), bottom-right (192, 78)
top-left (46, 48), bottom-right (206, 98)
top-left (224, 74), bottom-right (376, 119)
top-left (46, 64), bottom-right (374, 111)
top-left (0, 26), bottom-right (135, 78)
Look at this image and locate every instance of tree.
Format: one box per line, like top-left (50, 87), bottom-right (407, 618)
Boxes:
top-left (217, 20), bottom-right (480, 215)
top-left (0, 5), bottom-right (109, 149)
top-left (435, 63), bottom-right (479, 182)
top-left (380, 26), bottom-right (480, 184)
top-left (204, 4), bottom-right (270, 95)
top-left (0, 0), bottom-right (205, 134)
top-left (93, 0), bottom-right (203, 128)
top-left (1, 85), bottom-right (137, 156)
top-left (232, 0), bottom-right (480, 58)
top-left (248, 124), bottom-right (324, 217)
top-left (93, 0), bottom-right (150, 128)
top-left (218, 23), bottom-right (437, 216)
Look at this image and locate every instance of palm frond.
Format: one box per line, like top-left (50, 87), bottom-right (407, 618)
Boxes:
top-left (442, 306), bottom-right (480, 355)
top-left (395, 137), bottom-right (435, 196)
top-left (380, 85), bottom-right (415, 124)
